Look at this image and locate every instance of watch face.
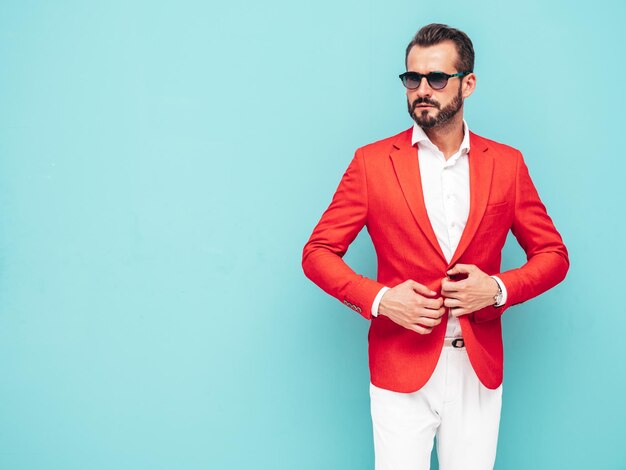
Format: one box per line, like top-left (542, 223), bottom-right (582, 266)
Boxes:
top-left (494, 288), bottom-right (503, 306)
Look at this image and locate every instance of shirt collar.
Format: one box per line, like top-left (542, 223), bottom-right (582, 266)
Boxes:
top-left (411, 119), bottom-right (471, 155)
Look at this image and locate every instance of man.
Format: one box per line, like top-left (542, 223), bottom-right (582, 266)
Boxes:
top-left (301, 23), bottom-right (569, 470)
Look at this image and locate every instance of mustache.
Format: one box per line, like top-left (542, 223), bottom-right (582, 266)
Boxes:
top-left (412, 98), bottom-right (440, 109)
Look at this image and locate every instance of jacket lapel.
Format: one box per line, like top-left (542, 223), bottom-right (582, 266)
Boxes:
top-left (448, 132), bottom-right (493, 267)
top-left (389, 130), bottom-right (447, 264)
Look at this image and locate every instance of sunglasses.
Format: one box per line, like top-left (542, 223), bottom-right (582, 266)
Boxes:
top-left (399, 71), bottom-right (471, 90)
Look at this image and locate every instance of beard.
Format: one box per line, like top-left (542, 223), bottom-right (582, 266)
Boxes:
top-left (407, 84), bottom-right (463, 129)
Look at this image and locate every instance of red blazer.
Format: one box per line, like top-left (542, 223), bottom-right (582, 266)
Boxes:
top-left (302, 127), bottom-right (569, 393)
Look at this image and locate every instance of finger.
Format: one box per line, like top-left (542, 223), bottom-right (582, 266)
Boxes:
top-left (409, 280), bottom-right (437, 297)
top-left (444, 281), bottom-right (466, 296)
top-left (447, 263), bottom-right (474, 276)
top-left (415, 315), bottom-right (441, 327)
top-left (422, 297), bottom-right (444, 309)
top-left (441, 283), bottom-right (459, 294)
top-left (446, 265), bottom-right (460, 276)
top-left (418, 306), bottom-right (443, 319)
top-left (450, 307), bottom-right (468, 317)
top-left (441, 277), bottom-right (454, 291)
top-left (407, 323), bottom-right (433, 335)
top-left (415, 305), bottom-right (446, 318)
top-left (444, 298), bottom-right (461, 308)
top-left (402, 322), bottom-right (432, 335)
top-left (452, 280), bottom-right (467, 290)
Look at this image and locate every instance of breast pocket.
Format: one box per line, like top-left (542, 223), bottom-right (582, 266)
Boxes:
top-left (476, 200), bottom-right (513, 236)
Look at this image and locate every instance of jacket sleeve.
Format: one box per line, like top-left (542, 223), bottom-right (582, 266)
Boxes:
top-left (302, 147), bottom-right (385, 320)
top-left (496, 150), bottom-right (570, 307)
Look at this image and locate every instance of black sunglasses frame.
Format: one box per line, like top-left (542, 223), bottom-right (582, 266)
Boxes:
top-left (398, 71), bottom-right (472, 90)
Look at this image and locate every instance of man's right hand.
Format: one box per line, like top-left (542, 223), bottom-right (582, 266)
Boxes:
top-left (378, 280), bottom-right (445, 334)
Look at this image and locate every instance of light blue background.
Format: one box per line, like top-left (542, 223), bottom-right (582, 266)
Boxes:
top-left (1, 1), bottom-right (624, 469)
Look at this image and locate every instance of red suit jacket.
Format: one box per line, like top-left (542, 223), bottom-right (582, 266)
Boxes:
top-left (302, 127), bottom-right (569, 393)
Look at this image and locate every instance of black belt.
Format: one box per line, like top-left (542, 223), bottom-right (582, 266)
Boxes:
top-left (443, 337), bottom-right (465, 348)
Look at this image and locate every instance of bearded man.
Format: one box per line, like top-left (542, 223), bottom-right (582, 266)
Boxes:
top-left (302, 23), bottom-right (569, 470)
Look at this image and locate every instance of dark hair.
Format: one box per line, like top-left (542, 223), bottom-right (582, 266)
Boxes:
top-left (404, 23), bottom-right (474, 73)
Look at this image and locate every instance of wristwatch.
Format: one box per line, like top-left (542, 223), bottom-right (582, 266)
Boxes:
top-left (493, 282), bottom-right (504, 307)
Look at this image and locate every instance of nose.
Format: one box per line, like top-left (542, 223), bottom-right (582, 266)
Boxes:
top-left (413, 76), bottom-right (433, 98)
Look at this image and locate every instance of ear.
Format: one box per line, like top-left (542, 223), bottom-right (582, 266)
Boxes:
top-left (462, 72), bottom-right (477, 99)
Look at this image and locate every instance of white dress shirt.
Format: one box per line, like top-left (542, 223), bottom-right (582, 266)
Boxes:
top-left (371, 120), bottom-right (507, 338)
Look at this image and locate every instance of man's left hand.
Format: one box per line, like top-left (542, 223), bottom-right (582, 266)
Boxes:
top-left (441, 264), bottom-right (499, 317)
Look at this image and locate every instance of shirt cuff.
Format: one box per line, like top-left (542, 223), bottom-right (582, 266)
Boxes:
top-left (371, 286), bottom-right (390, 317)
top-left (491, 276), bottom-right (508, 307)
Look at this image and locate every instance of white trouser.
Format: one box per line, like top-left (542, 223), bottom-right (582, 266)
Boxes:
top-left (369, 341), bottom-right (503, 470)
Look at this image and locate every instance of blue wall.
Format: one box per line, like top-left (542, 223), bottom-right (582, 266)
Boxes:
top-left (1, 1), bottom-right (624, 468)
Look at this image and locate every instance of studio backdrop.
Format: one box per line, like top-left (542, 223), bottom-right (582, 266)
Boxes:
top-left (0, 1), bottom-right (624, 469)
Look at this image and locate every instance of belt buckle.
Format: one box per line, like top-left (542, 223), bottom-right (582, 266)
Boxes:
top-left (451, 338), bottom-right (465, 348)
